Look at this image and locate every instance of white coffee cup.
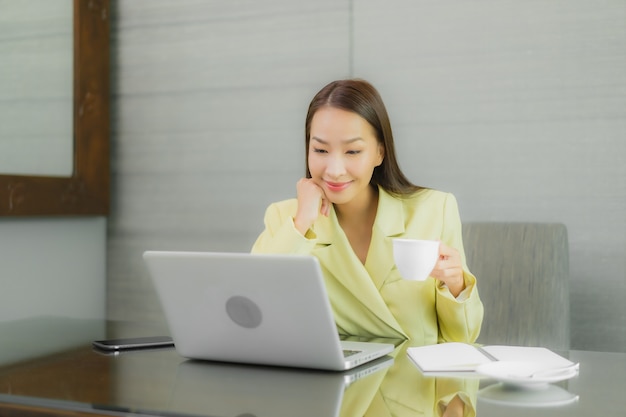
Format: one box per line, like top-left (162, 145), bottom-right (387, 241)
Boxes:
top-left (392, 239), bottom-right (440, 281)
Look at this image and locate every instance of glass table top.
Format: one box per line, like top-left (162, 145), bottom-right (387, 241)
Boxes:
top-left (0, 316), bottom-right (624, 417)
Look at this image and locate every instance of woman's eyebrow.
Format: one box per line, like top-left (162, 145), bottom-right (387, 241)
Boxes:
top-left (311, 136), bottom-right (364, 144)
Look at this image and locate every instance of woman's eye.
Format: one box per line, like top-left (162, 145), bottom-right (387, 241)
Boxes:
top-left (313, 147), bottom-right (328, 154)
top-left (346, 150), bottom-right (361, 155)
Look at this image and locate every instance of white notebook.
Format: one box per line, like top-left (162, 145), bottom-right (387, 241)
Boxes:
top-left (407, 343), bottom-right (575, 373)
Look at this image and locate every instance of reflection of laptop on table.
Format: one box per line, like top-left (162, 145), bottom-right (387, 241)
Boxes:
top-left (166, 356), bottom-right (393, 417)
top-left (143, 251), bottom-right (395, 370)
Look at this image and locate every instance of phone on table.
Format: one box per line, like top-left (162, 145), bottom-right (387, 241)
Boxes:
top-left (92, 336), bottom-right (174, 351)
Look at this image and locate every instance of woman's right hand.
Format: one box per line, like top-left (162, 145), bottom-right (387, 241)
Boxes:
top-left (294, 178), bottom-right (329, 235)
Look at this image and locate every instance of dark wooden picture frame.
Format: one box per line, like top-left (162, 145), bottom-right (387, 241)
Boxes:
top-left (0, 0), bottom-right (110, 216)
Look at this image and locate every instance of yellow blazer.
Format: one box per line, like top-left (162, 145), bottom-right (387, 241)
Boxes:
top-left (252, 187), bottom-right (483, 344)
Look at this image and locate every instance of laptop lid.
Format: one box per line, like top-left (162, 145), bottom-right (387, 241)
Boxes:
top-left (143, 251), bottom-right (394, 370)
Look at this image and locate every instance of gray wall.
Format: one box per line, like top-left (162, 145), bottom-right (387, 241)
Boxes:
top-left (108, 0), bottom-right (626, 352)
top-left (0, 218), bottom-right (107, 322)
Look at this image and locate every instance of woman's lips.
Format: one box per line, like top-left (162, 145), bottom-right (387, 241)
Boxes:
top-left (325, 180), bottom-right (352, 192)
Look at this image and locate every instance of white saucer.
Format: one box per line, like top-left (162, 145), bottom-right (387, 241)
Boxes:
top-left (476, 361), bottom-right (579, 388)
top-left (478, 382), bottom-right (579, 408)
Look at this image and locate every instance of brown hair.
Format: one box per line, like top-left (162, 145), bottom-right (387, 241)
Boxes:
top-left (305, 79), bottom-right (423, 196)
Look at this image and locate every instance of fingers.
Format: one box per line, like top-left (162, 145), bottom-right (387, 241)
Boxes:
top-left (294, 178), bottom-right (330, 234)
top-left (320, 197), bottom-right (330, 217)
top-left (437, 241), bottom-right (457, 258)
top-left (431, 242), bottom-right (464, 292)
top-left (307, 178), bottom-right (330, 217)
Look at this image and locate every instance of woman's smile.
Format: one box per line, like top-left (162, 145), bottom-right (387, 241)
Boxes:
top-left (324, 180), bottom-right (353, 192)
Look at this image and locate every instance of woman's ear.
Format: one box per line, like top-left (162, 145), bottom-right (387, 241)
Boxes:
top-left (376, 143), bottom-right (385, 166)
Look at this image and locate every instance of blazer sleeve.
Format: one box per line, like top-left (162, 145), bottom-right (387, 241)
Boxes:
top-left (251, 201), bottom-right (317, 255)
top-left (435, 194), bottom-right (484, 343)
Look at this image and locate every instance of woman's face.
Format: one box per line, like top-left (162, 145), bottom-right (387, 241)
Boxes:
top-left (308, 106), bottom-right (384, 208)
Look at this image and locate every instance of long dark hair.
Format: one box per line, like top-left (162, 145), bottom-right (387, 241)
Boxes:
top-left (305, 79), bottom-right (423, 196)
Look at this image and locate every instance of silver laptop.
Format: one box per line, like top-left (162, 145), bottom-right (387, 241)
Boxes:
top-left (143, 251), bottom-right (395, 371)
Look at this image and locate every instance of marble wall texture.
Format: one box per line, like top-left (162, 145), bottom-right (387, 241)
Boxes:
top-left (107, 0), bottom-right (625, 352)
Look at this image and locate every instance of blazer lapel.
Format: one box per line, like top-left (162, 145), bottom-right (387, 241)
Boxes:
top-left (365, 188), bottom-right (406, 288)
top-left (312, 191), bottom-right (407, 338)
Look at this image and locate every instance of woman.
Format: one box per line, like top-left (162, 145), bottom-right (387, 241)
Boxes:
top-left (252, 79), bottom-right (483, 344)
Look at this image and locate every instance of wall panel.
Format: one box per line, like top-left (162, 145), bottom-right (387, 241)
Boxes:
top-left (108, 0), bottom-right (625, 351)
top-left (107, 0), bottom-right (351, 324)
top-left (353, 0), bottom-right (626, 351)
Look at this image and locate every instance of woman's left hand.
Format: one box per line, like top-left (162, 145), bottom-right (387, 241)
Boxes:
top-left (430, 242), bottom-right (465, 297)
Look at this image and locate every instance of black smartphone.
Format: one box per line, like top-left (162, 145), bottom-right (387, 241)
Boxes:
top-left (92, 336), bottom-right (174, 351)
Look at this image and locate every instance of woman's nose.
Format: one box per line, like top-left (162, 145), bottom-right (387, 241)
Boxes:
top-left (325, 154), bottom-right (346, 178)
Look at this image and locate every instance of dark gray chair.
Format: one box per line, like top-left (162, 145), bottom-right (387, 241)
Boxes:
top-left (462, 222), bottom-right (570, 351)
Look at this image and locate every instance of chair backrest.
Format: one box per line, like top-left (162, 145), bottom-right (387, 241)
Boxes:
top-left (462, 222), bottom-right (570, 351)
